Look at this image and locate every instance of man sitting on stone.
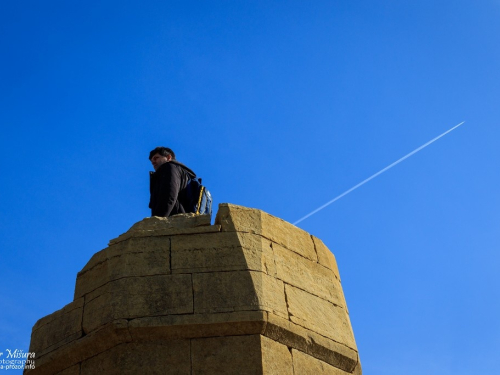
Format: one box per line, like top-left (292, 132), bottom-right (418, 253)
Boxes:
top-left (149, 146), bottom-right (196, 217)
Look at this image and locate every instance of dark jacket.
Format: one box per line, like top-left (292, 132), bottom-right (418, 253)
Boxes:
top-left (149, 160), bottom-right (196, 217)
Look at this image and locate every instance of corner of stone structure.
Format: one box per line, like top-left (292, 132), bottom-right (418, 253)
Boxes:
top-left (25, 203), bottom-right (361, 375)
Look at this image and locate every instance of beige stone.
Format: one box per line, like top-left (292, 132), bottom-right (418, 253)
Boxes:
top-left (292, 349), bottom-right (347, 375)
top-left (285, 284), bottom-right (357, 351)
top-left (81, 341), bottom-right (191, 375)
top-left (312, 235), bottom-right (341, 280)
top-left (29, 298), bottom-right (84, 357)
top-left (192, 335), bottom-right (263, 375)
top-left (78, 236), bottom-right (169, 271)
top-left (192, 335), bottom-right (293, 375)
top-left (263, 313), bottom-right (358, 372)
top-left (216, 204), bottom-right (318, 261)
top-left (261, 335), bottom-right (293, 375)
top-left (171, 231), bottom-right (276, 275)
top-left (75, 245), bottom-right (170, 299)
top-left (193, 270), bottom-right (288, 319)
top-left (83, 274), bottom-right (193, 333)
top-left (273, 243), bottom-right (344, 306)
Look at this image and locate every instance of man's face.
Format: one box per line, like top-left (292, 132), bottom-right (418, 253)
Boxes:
top-left (151, 153), bottom-right (171, 171)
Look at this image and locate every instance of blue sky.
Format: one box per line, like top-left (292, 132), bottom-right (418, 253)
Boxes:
top-left (1, 1), bottom-right (499, 374)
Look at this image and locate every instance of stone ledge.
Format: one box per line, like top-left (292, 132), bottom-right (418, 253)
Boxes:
top-left (28, 311), bottom-right (358, 375)
top-left (109, 214), bottom-right (215, 245)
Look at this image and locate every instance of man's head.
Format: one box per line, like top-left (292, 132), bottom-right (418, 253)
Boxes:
top-left (149, 147), bottom-right (176, 171)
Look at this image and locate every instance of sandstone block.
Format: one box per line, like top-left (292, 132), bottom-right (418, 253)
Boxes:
top-left (29, 298), bottom-right (84, 358)
top-left (83, 274), bottom-right (193, 333)
top-left (312, 236), bottom-right (341, 280)
top-left (192, 335), bottom-right (293, 375)
top-left (216, 204), bottom-right (318, 261)
top-left (191, 335), bottom-right (261, 375)
top-left (261, 335), bottom-right (293, 375)
top-left (81, 341), bottom-right (191, 375)
top-left (75, 244), bottom-right (170, 299)
top-left (193, 271), bottom-right (288, 319)
top-left (273, 243), bottom-right (344, 305)
top-left (81, 235), bottom-right (171, 275)
top-left (292, 349), bottom-right (346, 375)
top-left (171, 231), bottom-right (276, 275)
top-left (285, 284), bottom-right (357, 351)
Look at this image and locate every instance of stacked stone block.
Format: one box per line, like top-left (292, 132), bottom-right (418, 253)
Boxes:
top-left (25, 204), bottom-right (361, 374)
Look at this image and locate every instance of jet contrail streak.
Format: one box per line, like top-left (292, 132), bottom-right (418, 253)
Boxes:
top-left (293, 121), bottom-right (465, 225)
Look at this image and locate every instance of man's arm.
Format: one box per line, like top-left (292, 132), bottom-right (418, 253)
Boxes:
top-left (155, 163), bottom-right (182, 217)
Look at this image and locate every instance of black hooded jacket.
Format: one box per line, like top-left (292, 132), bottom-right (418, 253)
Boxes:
top-left (149, 160), bottom-right (196, 217)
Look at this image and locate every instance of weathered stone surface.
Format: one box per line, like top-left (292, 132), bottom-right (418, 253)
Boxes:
top-left (312, 235), bottom-right (341, 280)
top-left (285, 284), bottom-right (357, 351)
top-left (172, 231), bottom-right (276, 275)
top-left (109, 214), bottom-right (213, 245)
top-left (263, 313), bottom-right (358, 372)
top-left (81, 341), bottom-right (191, 375)
top-left (193, 270), bottom-right (288, 319)
top-left (29, 298), bottom-right (84, 358)
top-left (26, 320), bottom-right (132, 375)
top-left (83, 274), bottom-right (193, 333)
top-left (273, 243), bottom-right (344, 305)
top-left (216, 204), bottom-right (318, 261)
top-left (192, 335), bottom-right (263, 374)
top-left (79, 236), bottom-right (171, 272)
top-left (128, 311), bottom-right (266, 341)
top-left (261, 335), bottom-right (293, 374)
top-left (292, 349), bottom-right (347, 375)
top-left (54, 364), bottom-right (80, 375)
top-left (192, 335), bottom-right (293, 375)
top-left (75, 241), bottom-right (171, 298)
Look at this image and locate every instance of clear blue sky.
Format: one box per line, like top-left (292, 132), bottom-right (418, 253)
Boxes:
top-left (1, 1), bottom-right (499, 374)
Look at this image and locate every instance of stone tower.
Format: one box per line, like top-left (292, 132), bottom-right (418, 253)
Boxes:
top-left (26, 204), bottom-right (361, 374)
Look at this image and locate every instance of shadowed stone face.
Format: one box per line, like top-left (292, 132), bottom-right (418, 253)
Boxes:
top-left (25, 204), bottom-right (361, 375)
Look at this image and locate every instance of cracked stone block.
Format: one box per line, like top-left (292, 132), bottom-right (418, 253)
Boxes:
top-left (292, 349), bottom-right (348, 375)
top-left (285, 284), bottom-right (357, 351)
top-left (273, 242), bottom-right (344, 305)
top-left (312, 235), bottom-right (341, 280)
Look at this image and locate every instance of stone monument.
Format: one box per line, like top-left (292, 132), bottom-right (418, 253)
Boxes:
top-left (25, 204), bottom-right (361, 374)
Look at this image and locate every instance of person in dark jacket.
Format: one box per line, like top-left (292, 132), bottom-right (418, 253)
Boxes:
top-left (149, 147), bottom-right (196, 217)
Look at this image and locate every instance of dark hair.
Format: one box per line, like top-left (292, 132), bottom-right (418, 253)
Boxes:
top-left (149, 147), bottom-right (176, 160)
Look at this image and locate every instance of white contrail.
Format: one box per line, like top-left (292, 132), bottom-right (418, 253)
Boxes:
top-left (293, 121), bottom-right (465, 225)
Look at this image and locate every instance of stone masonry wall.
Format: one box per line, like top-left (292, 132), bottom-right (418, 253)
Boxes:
top-left (25, 204), bottom-right (361, 375)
